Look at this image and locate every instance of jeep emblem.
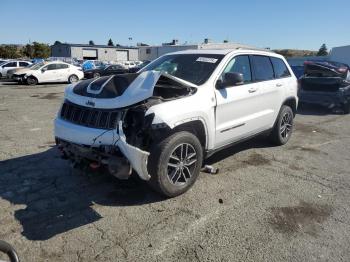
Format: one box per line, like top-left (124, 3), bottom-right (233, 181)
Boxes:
top-left (86, 100), bottom-right (95, 107)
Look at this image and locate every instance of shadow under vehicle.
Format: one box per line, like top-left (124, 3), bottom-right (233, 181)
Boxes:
top-left (298, 60), bottom-right (350, 114)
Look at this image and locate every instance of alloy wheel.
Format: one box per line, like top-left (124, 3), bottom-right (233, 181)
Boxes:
top-left (280, 111), bottom-right (293, 139)
top-left (167, 143), bottom-right (197, 186)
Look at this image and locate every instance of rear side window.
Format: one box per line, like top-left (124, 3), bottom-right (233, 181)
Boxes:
top-left (19, 62), bottom-right (29, 67)
top-left (251, 56), bottom-right (274, 81)
top-left (56, 64), bottom-right (69, 69)
top-left (270, 57), bottom-right (291, 78)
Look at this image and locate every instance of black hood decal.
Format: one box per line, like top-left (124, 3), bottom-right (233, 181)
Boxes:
top-left (73, 73), bottom-right (140, 98)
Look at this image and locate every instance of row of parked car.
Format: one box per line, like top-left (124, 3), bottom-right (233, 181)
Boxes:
top-left (0, 59), bottom-right (150, 85)
top-left (1, 57), bottom-right (349, 114)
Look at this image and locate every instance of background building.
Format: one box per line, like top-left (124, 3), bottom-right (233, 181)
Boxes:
top-left (329, 45), bottom-right (350, 66)
top-left (51, 43), bottom-right (139, 61)
top-left (138, 39), bottom-right (258, 61)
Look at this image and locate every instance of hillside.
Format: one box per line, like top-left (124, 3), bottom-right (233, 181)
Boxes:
top-left (273, 49), bottom-right (318, 58)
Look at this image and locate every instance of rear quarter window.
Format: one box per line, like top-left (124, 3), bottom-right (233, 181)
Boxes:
top-left (270, 57), bottom-right (291, 78)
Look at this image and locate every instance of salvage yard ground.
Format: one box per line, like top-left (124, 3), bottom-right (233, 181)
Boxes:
top-left (0, 79), bottom-right (350, 261)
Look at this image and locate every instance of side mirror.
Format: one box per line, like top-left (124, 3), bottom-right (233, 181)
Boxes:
top-left (217, 72), bottom-right (244, 89)
top-left (41, 68), bottom-right (47, 73)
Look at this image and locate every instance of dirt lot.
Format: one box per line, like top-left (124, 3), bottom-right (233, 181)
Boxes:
top-left (0, 80), bottom-right (349, 262)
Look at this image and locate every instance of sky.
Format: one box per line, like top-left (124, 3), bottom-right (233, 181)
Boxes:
top-left (1, 0), bottom-right (349, 50)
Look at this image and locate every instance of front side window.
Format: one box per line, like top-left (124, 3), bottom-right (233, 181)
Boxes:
top-left (270, 57), bottom-right (291, 78)
top-left (251, 55), bottom-right (274, 81)
top-left (221, 55), bottom-right (252, 83)
top-left (141, 54), bottom-right (224, 85)
top-left (45, 64), bottom-right (58, 70)
top-left (3, 62), bottom-right (17, 68)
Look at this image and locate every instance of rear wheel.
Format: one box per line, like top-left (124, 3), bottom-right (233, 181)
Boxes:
top-left (68, 74), bottom-right (79, 83)
top-left (26, 76), bottom-right (38, 86)
top-left (147, 131), bottom-right (203, 197)
top-left (342, 102), bottom-right (350, 114)
top-left (270, 105), bottom-right (294, 145)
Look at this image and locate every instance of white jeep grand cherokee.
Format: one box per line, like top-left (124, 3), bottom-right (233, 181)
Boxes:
top-left (54, 49), bottom-right (298, 197)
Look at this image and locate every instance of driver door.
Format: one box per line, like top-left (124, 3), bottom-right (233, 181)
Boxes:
top-left (214, 55), bottom-right (265, 148)
top-left (40, 64), bottom-right (60, 82)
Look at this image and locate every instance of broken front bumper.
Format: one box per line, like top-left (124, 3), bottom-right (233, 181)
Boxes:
top-left (54, 117), bottom-right (151, 180)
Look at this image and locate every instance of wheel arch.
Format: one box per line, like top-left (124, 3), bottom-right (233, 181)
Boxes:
top-left (282, 96), bottom-right (297, 116)
top-left (172, 119), bottom-right (208, 150)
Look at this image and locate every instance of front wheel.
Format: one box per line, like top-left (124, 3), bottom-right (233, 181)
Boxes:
top-left (26, 76), bottom-right (38, 86)
top-left (270, 105), bottom-right (294, 145)
top-left (93, 72), bottom-right (100, 78)
top-left (147, 131), bottom-right (203, 197)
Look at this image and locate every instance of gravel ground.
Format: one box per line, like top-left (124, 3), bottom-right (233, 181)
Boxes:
top-left (0, 80), bottom-right (349, 262)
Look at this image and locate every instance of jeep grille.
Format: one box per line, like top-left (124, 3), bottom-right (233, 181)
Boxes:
top-left (60, 101), bottom-right (119, 129)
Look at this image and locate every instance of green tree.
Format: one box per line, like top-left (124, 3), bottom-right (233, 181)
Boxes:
top-left (32, 42), bottom-right (50, 58)
top-left (89, 40), bottom-right (95, 45)
top-left (0, 45), bottom-right (21, 59)
top-left (317, 44), bottom-right (328, 56)
top-left (22, 44), bottom-right (34, 58)
top-left (107, 38), bottom-right (114, 46)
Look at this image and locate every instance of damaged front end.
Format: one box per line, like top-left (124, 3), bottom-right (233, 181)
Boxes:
top-left (54, 71), bottom-right (196, 180)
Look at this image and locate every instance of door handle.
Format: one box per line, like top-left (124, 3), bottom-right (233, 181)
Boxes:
top-left (248, 87), bottom-right (258, 93)
top-left (276, 83), bottom-right (283, 87)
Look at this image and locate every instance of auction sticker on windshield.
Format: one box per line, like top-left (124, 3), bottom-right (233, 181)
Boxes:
top-left (196, 57), bottom-right (218, 63)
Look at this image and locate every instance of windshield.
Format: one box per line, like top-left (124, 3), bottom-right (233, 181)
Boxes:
top-left (31, 62), bottom-right (45, 70)
top-left (140, 54), bottom-right (225, 85)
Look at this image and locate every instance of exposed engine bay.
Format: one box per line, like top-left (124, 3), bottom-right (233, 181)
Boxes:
top-left (55, 71), bottom-right (197, 180)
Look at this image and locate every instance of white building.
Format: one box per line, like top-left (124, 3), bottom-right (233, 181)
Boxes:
top-left (329, 45), bottom-right (350, 66)
top-left (138, 40), bottom-right (259, 61)
top-left (51, 43), bottom-right (139, 62)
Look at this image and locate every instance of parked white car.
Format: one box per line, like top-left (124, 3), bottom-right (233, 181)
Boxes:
top-left (122, 61), bottom-right (137, 69)
top-left (13, 61), bottom-right (84, 85)
top-left (0, 60), bottom-right (32, 78)
top-left (54, 49), bottom-right (298, 197)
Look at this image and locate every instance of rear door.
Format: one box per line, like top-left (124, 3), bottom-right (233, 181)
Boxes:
top-left (214, 55), bottom-right (266, 147)
top-left (55, 64), bottom-right (70, 82)
top-left (250, 55), bottom-right (285, 129)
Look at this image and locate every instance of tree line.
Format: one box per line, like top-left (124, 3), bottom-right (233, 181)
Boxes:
top-left (0, 42), bottom-right (51, 59)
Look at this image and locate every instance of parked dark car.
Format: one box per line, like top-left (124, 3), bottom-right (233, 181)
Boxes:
top-left (291, 65), bottom-right (304, 79)
top-left (298, 60), bottom-right (350, 113)
top-left (84, 64), bottom-right (128, 79)
top-left (128, 60), bottom-right (151, 73)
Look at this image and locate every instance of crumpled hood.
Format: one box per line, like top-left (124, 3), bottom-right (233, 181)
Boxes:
top-left (64, 71), bottom-right (196, 109)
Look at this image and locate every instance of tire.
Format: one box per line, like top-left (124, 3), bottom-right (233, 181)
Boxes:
top-left (147, 131), bottom-right (203, 197)
top-left (93, 72), bottom-right (100, 78)
top-left (270, 105), bottom-right (294, 145)
top-left (342, 102), bottom-right (350, 114)
top-left (26, 76), bottom-right (38, 86)
top-left (68, 74), bottom-right (79, 83)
